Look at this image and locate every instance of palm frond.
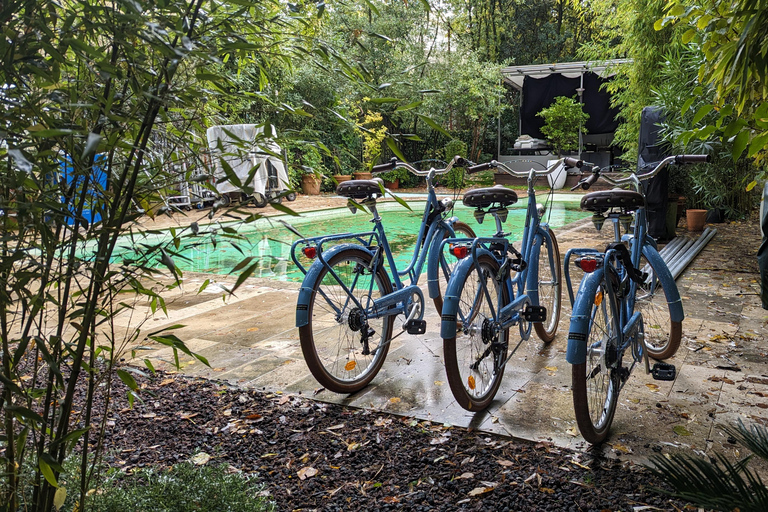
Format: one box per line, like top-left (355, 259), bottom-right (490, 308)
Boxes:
top-left (647, 420), bottom-right (768, 512)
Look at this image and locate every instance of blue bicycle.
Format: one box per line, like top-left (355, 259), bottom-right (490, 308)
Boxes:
top-left (440, 159), bottom-right (564, 411)
top-left (564, 154), bottom-right (709, 443)
top-left (291, 157), bottom-right (475, 393)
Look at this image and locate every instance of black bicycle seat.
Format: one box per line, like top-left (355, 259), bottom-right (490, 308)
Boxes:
top-left (581, 189), bottom-right (645, 213)
top-left (336, 178), bottom-right (385, 199)
top-left (463, 186), bottom-right (518, 208)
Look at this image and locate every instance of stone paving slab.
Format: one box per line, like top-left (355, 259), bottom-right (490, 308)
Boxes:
top-left (126, 208), bottom-right (768, 467)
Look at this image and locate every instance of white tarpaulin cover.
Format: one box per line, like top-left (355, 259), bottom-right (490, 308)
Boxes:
top-left (206, 124), bottom-right (289, 197)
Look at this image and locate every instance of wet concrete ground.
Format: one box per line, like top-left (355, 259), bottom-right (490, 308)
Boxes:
top-left (120, 195), bottom-right (767, 464)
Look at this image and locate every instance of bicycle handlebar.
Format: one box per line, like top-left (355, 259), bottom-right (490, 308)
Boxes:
top-left (675, 154), bottom-right (711, 164)
top-left (570, 154), bottom-right (710, 191)
top-left (466, 158), bottom-right (567, 177)
top-left (371, 156), bottom-right (461, 177)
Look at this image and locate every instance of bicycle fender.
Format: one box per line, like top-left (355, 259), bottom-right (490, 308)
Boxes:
top-left (566, 268), bottom-right (605, 365)
top-left (425, 218), bottom-right (458, 299)
top-left (642, 245), bottom-right (684, 322)
top-left (295, 243), bottom-right (376, 328)
top-left (439, 247), bottom-right (494, 339)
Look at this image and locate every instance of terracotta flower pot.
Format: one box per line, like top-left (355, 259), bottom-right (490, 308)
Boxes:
top-left (332, 175), bottom-right (352, 184)
top-left (353, 172), bottom-right (373, 180)
top-left (384, 178), bottom-right (399, 189)
top-left (301, 174), bottom-right (321, 195)
top-left (686, 208), bottom-right (707, 231)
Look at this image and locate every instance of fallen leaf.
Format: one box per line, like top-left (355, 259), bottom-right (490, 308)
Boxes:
top-left (347, 442), bottom-right (361, 451)
top-left (247, 327), bottom-right (260, 332)
top-left (565, 427), bottom-right (578, 437)
top-left (646, 383), bottom-right (660, 392)
top-left (497, 459), bottom-right (515, 467)
top-left (381, 496), bottom-right (399, 503)
top-left (544, 366), bottom-right (558, 372)
top-left (673, 425), bottom-right (692, 436)
top-left (457, 472), bottom-right (474, 479)
top-left (159, 378), bottom-right (175, 386)
top-left (244, 413), bottom-right (262, 420)
top-left (468, 484), bottom-right (496, 496)
top-left (611, 443), bottom-right (631, 454)
top-left (327, 424), bottom-right (345, 430)
top-left (540, 487), bottom-right (555, 494)
top-left (434, 380), bottom-right (443, 386)
top-left (190, 452), bottom-right (211, 465)
top-left (389, 397), bottom-right (401, 404)
top-left (297, 466), bottom-right (318, 480)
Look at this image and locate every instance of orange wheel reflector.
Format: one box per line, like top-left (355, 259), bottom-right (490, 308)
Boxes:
top-left (344, 360), bottom-right (357, 371)
top-left (467, 375), bottom-right (476, 390)
top-left (595, 290), bottom-right (603, 307)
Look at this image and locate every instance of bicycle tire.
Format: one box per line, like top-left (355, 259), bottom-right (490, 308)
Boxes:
top-left (299, 248), bottom-right (394, 393)
top-left (572, 278), bottom-right (621, 444)
top-left (433, 221), bottom-right (476, 314)
top-left (533, 228), bottom-right (562, 343)
top-left (443, 254), bottom-right (509, 411)
top-left (252, 193), bottom-right (268, 208)
top-left (636, 252), bottom-right (681, 360)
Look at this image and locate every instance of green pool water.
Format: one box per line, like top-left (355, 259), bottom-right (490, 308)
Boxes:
top-left (111, 197), bottom-right (590, 282)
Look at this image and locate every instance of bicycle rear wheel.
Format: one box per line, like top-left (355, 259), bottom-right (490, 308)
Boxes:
top-left (533, 228), bottom-right (562, 343)
top-left (299, 249), bottom-right (394, 393)
top-left (636, 253), bottom-right (681, 360)
top-left (433, 221), bottom-right (476, 314)
top-left (572, 279), bottom-right (620, 444)
top-left (443, 254), bottom-right (509, 411)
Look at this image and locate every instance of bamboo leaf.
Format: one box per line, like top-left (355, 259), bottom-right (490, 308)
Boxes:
top-left (732, 130), bottom-right (750, 161)
top-left (39, 459), bottom-right (58, 488)
top-left (117, 369), bottom-right (139, 391)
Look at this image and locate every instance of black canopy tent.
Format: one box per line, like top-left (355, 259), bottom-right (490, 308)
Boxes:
top-left (501, 59), bottom-right (630, 155)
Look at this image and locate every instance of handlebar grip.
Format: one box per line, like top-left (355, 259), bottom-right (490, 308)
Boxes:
top-left (467, 162), bottom-right (493, 174)
top-left (675, 154), bottom-right (711, 164)
top-left (563, 157), bottom-right (583, 169)
top-left (372, 157), bottom-right (398, 173)
top-left (581, 172), bottom-right (600, 190)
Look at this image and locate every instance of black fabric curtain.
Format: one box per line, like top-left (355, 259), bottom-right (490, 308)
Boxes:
top-left (519, 72), bottom-right (620, 139)
top-left (638, 106), bottom-right (672, 240)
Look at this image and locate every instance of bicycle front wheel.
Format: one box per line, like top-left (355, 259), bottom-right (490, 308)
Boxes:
top-left (636, 253), bottom-right (681, 360)
top-left (572, 279), bottom-right (620, 444)
top-left (299, 249), bottom-right (394, 393)
top-left (443, 254), bottom-right (509, 411)
top-left (433, 221), bottom-right (476, 314)
top-left (533, 228), bottom-right (562, 343)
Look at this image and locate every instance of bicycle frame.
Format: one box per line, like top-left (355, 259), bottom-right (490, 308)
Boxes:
top-left (293, 168), bottom-right (464, 328)
top-left (564, 165), bottom-right (684, 366)
top-left (440, 167), bottom-right (559, 342)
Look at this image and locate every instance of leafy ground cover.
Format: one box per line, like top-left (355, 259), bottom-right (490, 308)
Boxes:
top-left (93, 372), bottom-right (694, 511)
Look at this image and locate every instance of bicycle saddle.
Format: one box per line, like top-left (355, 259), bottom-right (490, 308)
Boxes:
top-left (336, 178), bottom-right (385, 199)
top-left (462, 186), bottom-right (518, 208)
top-left (581, 189), bottom-right (645, 213)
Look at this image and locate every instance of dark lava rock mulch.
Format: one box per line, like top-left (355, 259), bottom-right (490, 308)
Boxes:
top-left (99, 372), bottom-right (694, 511)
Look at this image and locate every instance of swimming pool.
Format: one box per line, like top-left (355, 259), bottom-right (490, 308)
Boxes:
top-left (111, 196), bottom-right (590, 282)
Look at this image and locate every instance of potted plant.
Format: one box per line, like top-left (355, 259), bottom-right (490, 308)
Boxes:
top-left (537, 96), bottom-right (590, 157)
top-left (300, 169), bottom-right (321, 195)
top-left (380, 167), bottom-right (407, 189)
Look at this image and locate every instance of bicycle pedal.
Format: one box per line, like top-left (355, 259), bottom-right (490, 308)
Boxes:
top-left (405, 319), bottom-right (426, 335)
top-left (651, 362), bottom-right (676, 381)
top-left (522, 305), bottom-right (547, 323)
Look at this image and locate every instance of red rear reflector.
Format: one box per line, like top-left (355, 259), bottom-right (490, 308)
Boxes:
top-left (451, 245), bottom-right (468, 259)
top-left (302, 246), bottom-right (317, 259)
top-left (577, 257), bottom-right (598, 273)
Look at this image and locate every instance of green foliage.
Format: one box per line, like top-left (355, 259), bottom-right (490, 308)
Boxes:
top-left (441, 139), bottom-right (469, 189)
top-left (649, 421), bottom-right (768, 512)
top-left (87, 463), bottom-right (274, 512)
top-left (537, 97), bottom-right (590, 156)
top-left (0, 0), bottom-right (320, 510)
top-left (580, 0), bottom-right (680, 158)
top-left (652, 46), bottom-right (758, 216)
top-left (657, 0), bottom-right (768, 185)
